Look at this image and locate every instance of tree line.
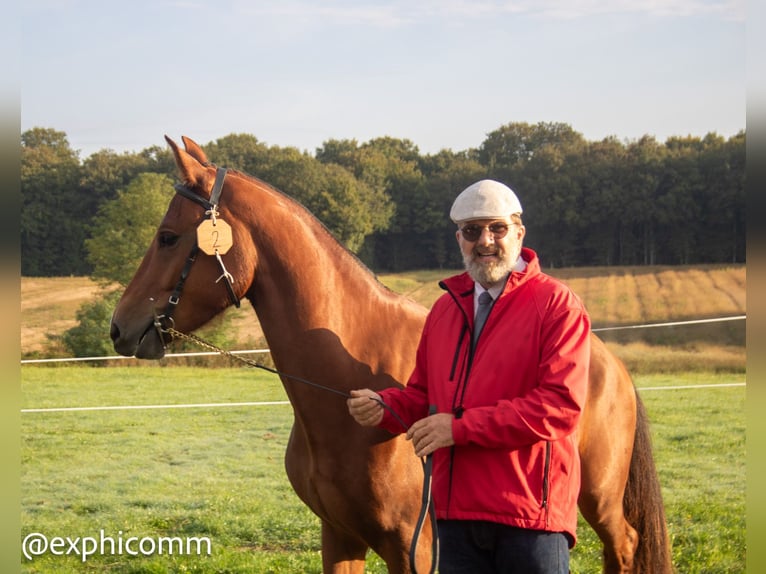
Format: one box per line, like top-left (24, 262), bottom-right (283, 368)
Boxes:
top-left (21, 122), bottom-right (745, 277)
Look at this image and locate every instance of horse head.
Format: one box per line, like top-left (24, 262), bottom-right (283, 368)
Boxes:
top-left (110, 136), bottom-right (256, 359)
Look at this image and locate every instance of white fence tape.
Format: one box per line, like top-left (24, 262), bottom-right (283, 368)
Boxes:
top-left (21, 315), bottom-right (746, 414)
top-left (20, 383), bottom-right (745, 414)
top-left (21, 315), bottom-right (745, 365)
top-left (21, 401), bottom-right (291, 414)
top-left (591, 315), bottom-right (746, 332)
top-left (21, 348), bottom-right (270, 365)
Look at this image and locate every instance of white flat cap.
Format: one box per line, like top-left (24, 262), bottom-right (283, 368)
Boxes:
top-left (450, 179), bottom-right (523, 223)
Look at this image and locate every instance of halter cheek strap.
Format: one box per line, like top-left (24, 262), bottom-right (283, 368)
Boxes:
top-left (155, 166), bottom-right (241, 345)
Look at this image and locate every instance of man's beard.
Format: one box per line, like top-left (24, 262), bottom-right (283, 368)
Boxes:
top-left (463, 246), bottom-right (517, 287)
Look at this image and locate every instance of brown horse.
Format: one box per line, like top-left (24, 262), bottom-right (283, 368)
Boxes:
top-left (110, 136), bottom-right (672, 574)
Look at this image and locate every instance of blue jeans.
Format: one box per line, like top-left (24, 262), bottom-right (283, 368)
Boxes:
top-left (436, 520), bottom-right (570, 574)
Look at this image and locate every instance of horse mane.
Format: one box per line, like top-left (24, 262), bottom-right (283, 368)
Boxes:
top-left (224, 167), bottom-right (405, 300)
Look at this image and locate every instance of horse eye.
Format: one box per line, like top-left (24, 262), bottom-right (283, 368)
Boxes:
top-left (158, 232), bottom-right (179, 248)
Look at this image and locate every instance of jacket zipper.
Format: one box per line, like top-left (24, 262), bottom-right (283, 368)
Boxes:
top-left (442, 286), bottom-right (472, 517)
top-left (441, 286), bottom-right (473, 418)
top-left (449, 323), bottom-right (468, 381)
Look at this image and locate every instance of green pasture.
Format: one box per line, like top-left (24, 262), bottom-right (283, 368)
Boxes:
top-left (21, 366), bottom-right (745, 573)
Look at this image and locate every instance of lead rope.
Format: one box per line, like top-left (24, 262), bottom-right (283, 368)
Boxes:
top-left (411, 405), bottom-right (440, 574)
top-left (161, 325), bottom-right (350, 399)
top-left (159, 324), bottom-right (438, 573)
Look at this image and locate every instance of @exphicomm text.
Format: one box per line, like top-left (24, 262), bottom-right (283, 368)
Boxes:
top-left (23, 530), bottom-right (212, 562)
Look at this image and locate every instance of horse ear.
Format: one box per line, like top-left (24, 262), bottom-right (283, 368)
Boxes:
top-left (165, 135), bottom-right (212, 190)
top-left (181, 136), bottom-right (210, 165)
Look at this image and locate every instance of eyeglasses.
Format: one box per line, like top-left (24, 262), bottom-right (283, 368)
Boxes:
top-left (459, 222), bottom-right (515, 242)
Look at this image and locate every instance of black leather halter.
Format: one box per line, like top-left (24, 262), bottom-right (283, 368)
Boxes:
top-left (173, 165), bottom-right (227, 210)
top-left (154, 166), bottom-right (240, 343)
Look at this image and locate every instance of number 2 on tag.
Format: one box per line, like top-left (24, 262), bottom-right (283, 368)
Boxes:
top-left (197, 218), bottom-right (233, 255)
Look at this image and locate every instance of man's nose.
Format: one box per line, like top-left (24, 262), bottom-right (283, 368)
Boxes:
top-left (477, 227), bottom-right (496, 245)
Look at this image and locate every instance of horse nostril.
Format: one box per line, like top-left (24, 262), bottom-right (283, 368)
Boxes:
top-left (110, 322), bottom-right (121, 342)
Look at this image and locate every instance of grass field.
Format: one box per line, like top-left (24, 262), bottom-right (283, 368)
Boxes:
top-left (20, 266), bottom-right (746, 571)
top-left (21, 366), bottom-right (744, 573)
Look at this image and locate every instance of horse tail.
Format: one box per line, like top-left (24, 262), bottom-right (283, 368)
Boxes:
top-left (623, 392), bottom-right (674, 574)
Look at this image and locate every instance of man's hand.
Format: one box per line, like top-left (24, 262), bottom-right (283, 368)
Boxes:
top-left (347, 389), bottom-right (384, 427)
top-left (406, 413), bottom-right (455, 457)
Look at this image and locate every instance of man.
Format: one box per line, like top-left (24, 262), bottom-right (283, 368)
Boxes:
top-left (347, 180), bottom-right (591, 573)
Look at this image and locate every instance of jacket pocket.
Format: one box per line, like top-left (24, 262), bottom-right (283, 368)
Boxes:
top-left (542, 441), bottom-right (551, 526)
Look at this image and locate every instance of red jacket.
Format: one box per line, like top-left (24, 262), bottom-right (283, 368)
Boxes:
top-left (379, 247), bottom-right (590, 544)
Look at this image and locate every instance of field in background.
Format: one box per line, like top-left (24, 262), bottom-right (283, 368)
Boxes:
top-left (21, 277), bottom-right (103, 356)
top-left (21, 264), bottom-right (746, 373)
top-left (20, 367), bottom-right (745, 573)
top-left (380, 264), bottom-right (746, 373)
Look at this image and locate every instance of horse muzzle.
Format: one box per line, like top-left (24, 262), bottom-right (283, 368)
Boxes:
top-left (110, 316), bottom-right (168, 360)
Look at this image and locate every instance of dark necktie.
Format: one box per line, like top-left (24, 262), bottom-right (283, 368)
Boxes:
top-left (473, 291), bottom-right (493, 346)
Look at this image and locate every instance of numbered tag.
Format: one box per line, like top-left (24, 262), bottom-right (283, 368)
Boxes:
top-left (197, 218), bottom-right (233, 255)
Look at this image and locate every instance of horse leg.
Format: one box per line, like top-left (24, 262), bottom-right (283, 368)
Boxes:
top-left (578, 400), bottom-right (638, 573)
top-left (580, 395), bottom-right (673, 573)
top-left (320, 521), bottom-right (368, 574)
top-left (578, 482), bottom-right (638, 573)
top-left (579, 337), bottom-right (639, 573)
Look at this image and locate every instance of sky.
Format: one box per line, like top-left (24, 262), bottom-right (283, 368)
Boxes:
top-left (20, 0), bottom-right (746, 159)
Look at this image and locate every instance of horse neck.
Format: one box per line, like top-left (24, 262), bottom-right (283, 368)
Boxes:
top-left (235, 178), bottom-right (399, 373)
top-left (230, 177), bottom-right (428, 443)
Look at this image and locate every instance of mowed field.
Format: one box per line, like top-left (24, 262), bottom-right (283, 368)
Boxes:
top-left (20, 265), bottom-right (746, 572)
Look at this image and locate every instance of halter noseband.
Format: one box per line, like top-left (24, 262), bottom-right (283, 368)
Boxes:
top-left (154, 166), bottom-right (241, 345)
